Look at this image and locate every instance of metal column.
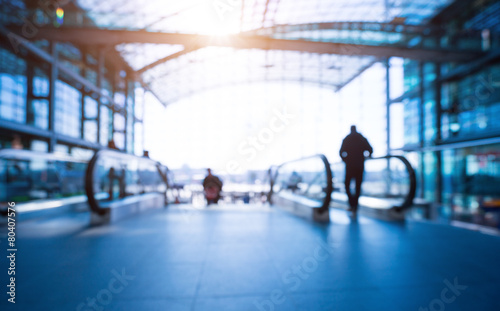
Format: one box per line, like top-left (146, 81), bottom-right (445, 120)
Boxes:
top-left (48, 41), bottom-right (58, 152)
top-left (385, 58), bottom-right (392, 195)
top-left (80, 53), bottom-right (86, 141)
top-left (386, 58), bottom-right (391, 154)
top-left (435, 63), bottom-right (443, 204)
top-left (418, 61), bottom-right (425, 198)
top-left (96, 49), bottom-right (105, 145)
top-left (26, 62), bottom-right (35, 126)
top-left (123, 77), bottom-right (128, 153)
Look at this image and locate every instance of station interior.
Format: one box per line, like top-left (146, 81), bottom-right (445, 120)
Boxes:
top-left (1, 0), bottom-right (500, 310)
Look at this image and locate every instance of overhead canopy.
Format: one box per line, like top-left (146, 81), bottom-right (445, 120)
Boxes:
top-left (76, 0), bottom-right (456, 32)
top-left (3, 0), bottom-right (487, 105)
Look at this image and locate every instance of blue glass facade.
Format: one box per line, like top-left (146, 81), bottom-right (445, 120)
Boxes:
top-left (55, 80), bottom-right (81, 137)
top-left (0, 49), bottom-right (26, 124)
top-left (442, 64), bottom-right (500, 140)
top-left (0, 40), bottom-right (143, 154)
top-left (401, 0), bottom-right (500, 228)
top-left (99, 105), bottom-right (110, 147)
top-left (83, 96), bottom-right (98, 143)
top-left (0, 0), bottom-right (147, 152)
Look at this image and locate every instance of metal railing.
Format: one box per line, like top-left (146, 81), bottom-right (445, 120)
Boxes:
top-left (85, 150), bottom-right (168, 215)
top-left (0, 149), bottom-right (88, 213)
top-left (270, 154), bottom-right (416, 215)
top-left (331, 155), bottom-right (417, 211)
top-left (0, 148), bottom-right (169, 218)
top-left (268, 154), bottom-right (333, 214)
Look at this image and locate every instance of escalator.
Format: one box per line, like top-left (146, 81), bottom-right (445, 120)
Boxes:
top-left (1, 149), bottom-right (170, 224)
top-left (85, 149), bottom-right (168, 223)
top-left (331, 155), bottom-right (417, 212)
top-left (268, 154), bottom-right (333, 221)
top-left (0, 149), bottom-right (89, 219)
top-left (269, 154), bottom-right (416, 221)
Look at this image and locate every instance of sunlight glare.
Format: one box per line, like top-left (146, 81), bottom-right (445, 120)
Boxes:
top-left (152, 0), bottom-right (242, 35)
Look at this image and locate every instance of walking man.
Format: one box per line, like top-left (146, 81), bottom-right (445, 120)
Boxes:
top-left (339, 125), bottom-right (373, 214)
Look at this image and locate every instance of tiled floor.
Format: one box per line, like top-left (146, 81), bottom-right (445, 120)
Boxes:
top-left (1, 204), bottom-right (500, 310)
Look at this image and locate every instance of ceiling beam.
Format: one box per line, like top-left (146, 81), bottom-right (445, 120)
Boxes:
top-left (26, 26), bottom-right (482, 62)
top-left (249, 21), bottom-right (446, 36)
top-left (135, 46), bottom-right (200, 74)
top-left (335, 58), bottom-right (383, 92)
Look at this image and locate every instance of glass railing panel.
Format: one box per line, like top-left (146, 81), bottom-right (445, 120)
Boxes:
top-left (331, 155), bottom-right (416, 210)
top-left (0, 149), bottom-right (88, 210)
top-left (270, 155), bottom-right (333, 211)
top-left (85, 150), bottom-right (168, 214)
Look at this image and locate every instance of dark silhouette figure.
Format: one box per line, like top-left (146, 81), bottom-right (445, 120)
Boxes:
top-left (107, 140), bottom-right (118, 150)
top-left (287, 171), bottom-right (302, 192)
top-left (203, 168), bottom-right (223, 204)
top-left (108, 167), bottom-right (127, 200)
top-left (339, 125), bottom-right (373, 213)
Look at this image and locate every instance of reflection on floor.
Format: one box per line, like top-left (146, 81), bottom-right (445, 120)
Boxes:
top-left (1, 204), bottom-right (500, 311)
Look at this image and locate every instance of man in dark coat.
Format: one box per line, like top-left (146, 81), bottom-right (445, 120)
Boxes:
top-left (339, 125), bottom-right (373, 213)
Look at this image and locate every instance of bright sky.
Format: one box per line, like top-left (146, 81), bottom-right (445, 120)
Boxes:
top-left (142, 59), bottom-right (405, 172)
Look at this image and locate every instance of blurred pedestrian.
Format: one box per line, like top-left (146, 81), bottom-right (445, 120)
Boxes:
top-left (339, 125), bottom-right (373, 215)
top-left (203, 168), bottom-right (223, 204)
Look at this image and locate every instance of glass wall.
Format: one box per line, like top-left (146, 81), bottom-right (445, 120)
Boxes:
top-left (0, 39), bottom-right (139, 156)
top-left (423, 151), bottom-right (437, 201)
top-left (134, 122), bottom-right (143, 156)
top-left (442, 144), bottom-right (500, 228)
top-left (441, 63), bottom-right (500, 141)
top-left (400, 0), bottom-right (500, 229)
top-left (55, 80), bottom-right (81, 138)
top-left (114, 113), bottom-right (125, 149)
top-left (403, 97), bottom-right (420, 146)
top-left (402, 60), bottom-right (421, 147)
top-left (422, 63), bottom-right (436, 145)
top-left (0, 48), bottom-right (26, 124)
top-left (32, 69), bottom-right (49, 130)
top-left (126, 83), bottom-right (135, 154)
top-left (84, 96), bottom-right (98, 143)
top-left (100, 104), bottom-right (110, 146)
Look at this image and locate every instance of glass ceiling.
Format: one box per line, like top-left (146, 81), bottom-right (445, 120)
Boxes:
top-left (142, 49), bottom-right (377, 104)
top-left (74, 0), bottom-right (455, 105)
top-left (76, 0), bottom-right (454, 32)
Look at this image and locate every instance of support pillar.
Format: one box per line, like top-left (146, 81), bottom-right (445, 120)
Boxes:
top-left (130, 80), bottom-right (136, 155)
top-left (435, 63), bottom-right (443, 204)
top-left (385, 58), bottom-right (392, 195)
top-left (385, 58), bottom-right (391, 154)
top-left (141, 90), bottom-right (146, 155)
top-left (80, 51), bottom-right (87, 141)
top-left (48, 41), bottom-right (58, 152)
top-left (418, 61), bottom-right (425, 198)
top-left (123, 76), bottom-right (129, 152)
top-left (96, 49), bottom-right (105, 146)
top-left (26, 62), bottom-right (35, 126)
top-left (110, 69), bottom-right (117, 149)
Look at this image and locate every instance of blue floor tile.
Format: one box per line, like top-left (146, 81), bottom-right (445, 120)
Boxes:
top-left (1, 204), bottom-right (499, 310)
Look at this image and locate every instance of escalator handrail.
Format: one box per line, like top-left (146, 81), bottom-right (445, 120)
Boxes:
top-left (0, 148), bottom-right (88, 163)
top-left (85, 149), bottom-right (169, 216)
top-left (269, 154), bottom-right (333, 213)
top-left (333, 155), bottom-right (417, 211)
top-left (377, 155), bottom-right (417, 211)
